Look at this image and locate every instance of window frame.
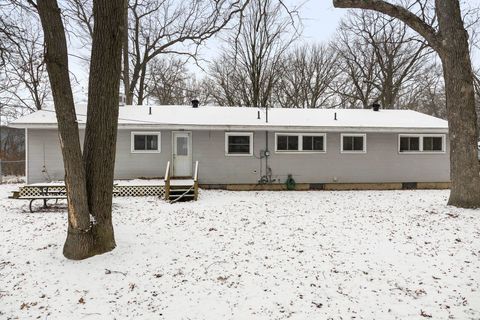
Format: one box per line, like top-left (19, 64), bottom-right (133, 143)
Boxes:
top-left (274, 133), bottom-right (327, 154)
top-left (340, 133), bottom-right (367, 154)
top-left (225, 132), bottom-right (254, 156)
top-left (130, 131), bottom-right (161, 154)
top-left (398, 134), bottom-right (446, 154)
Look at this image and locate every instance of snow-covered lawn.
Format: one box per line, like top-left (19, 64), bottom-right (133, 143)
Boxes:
top-left (0, 184), bottom-right (479, 320)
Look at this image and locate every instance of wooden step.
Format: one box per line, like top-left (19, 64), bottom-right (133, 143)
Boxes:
top-left (169, 189), bottom-right (194, 193)
top-left (169, 194), bottom-right (194, 198)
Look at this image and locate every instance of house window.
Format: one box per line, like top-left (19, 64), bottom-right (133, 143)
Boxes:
top-left (341, 134), bottom-right (366, 153)
top-left (399, 134), bottom-right (445, 153)
top-left (303, 136), bottom-right (324, 151)
top-left (399, 136), bottom-right (420, 152)
top-left (423, 136), bottom-right (443, 151)
top-left (225, 132), bottom-right (253, 156)
top-left (277, 135), bottom-right (299, 151)
top-left (275, 133), bottom-right (326, 152)
top-left (131, 132), bottom-right (161, 153)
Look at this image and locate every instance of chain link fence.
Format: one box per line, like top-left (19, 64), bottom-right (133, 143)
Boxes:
top-left (0, 159), bottom-right (25, 183)
top-left (1, 159), bottom-right (25, 176)
top-left (0, 126), bottom-right (26, 183)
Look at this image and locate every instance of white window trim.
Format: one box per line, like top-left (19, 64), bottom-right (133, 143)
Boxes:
top-left (274, 133), bottom-right (327, 154)
top-left (340, 133), bottom-right (367, 154)
top-left (225, 132), bottom-right (254, 156)
top-left (131, 131), bottom-right (161, 153)
top-left (398, 134), bottom-right (446, 154)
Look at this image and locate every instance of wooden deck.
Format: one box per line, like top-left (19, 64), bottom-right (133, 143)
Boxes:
top-left (164, 161), bottom-right (199, 203)
top-left (11, 161), bottom-right (200, 203)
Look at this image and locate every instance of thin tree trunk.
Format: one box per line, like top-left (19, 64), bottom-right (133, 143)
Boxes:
top-left (36, 0), bottom-right (94, 259)
top-left (137, 62), bottom-right (147, 105)
top-left (123, 0), bottom-right (131, 105)
top-left (83, 0), bottom-right (124, 254)
top-left (127, 65), bottom-right (141, 105)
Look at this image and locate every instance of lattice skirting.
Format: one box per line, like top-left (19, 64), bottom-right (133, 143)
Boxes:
top-left (113, 185), bottom-right (165, 198)
top-left (19, 186), bottom-right (66, 197)
top-left (18, 185), bottom-right (165, 198)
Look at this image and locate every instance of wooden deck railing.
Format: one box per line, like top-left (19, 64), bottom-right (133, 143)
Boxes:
top-left (164, 161), bottom-right (171, 200)
top-left (193, 161), bottom-right (199, 200)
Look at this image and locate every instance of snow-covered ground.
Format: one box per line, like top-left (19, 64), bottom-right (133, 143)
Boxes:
top-left (0, 184), bottom-right (479, 320)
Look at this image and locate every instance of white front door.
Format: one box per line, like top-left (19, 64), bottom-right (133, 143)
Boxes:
top-left (172, 131), bottom-right (192, 177)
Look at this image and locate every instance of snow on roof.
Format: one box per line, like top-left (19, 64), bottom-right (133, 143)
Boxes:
top-left (9, 104), bottom-right (448, 132)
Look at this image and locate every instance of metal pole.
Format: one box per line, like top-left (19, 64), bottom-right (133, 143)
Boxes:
top-left (265, 104), bottom-right (269, 183)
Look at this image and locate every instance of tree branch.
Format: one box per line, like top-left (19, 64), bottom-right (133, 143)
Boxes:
top-left (332, 0), bottom-right (442, 51)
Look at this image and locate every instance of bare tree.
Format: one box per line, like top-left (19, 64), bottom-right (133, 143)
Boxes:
top-left (0, 2), bottom-right (50, 146)
top-left (1, 14), bottom-right (49, 111)
top-left (332, 23), bottom-right (378, 109)
top-left (66, 0), bottom-right (252, 105)
top-left (353, 10), bottom-right (430, 108)
top-left (146, 57), bottom-right (189, 105)
top-left (334, 9), bottom-right (431, 109)
top-left (208, 0), bottom-right (300, 108)
top-left (333, 0), bottom-right (480, 208)
top-left (402, 62), bottom-right (446, 118)
top-left (129, 0), bottom-right (254, 105)
top-left (31, 0), bottom-right (124, 259)
top-left (207, 54), bottom-right (249, 106)
top-left (275, 43), bottom-right (340, 108)
top-left (0, 1), bottom-right (21, 66)
top-left (143, 57), bottom-right (217, 106)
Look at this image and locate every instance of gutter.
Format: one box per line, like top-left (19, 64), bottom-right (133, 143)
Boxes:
top-left (9, 123), bottom-right (449, 134)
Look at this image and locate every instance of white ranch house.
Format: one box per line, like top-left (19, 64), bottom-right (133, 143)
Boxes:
top-left (9, 104), bottom-right (450, 190)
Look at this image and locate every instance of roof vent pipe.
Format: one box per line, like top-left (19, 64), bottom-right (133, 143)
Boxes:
top-left (149, 107), bottom-right (152, 115)
top-left (371, 102), bottom-right (381, 111)
top-left (257, 111), bottom-right (260, 119)
top-left (191, 99), bottom-right (199, 108)
top-left (334, 112), bottom-right (337, 121)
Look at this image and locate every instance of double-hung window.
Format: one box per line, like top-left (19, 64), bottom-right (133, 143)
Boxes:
top-left (275, 133), bottom-right (326, 153)
top-left (131, 132), bottom-right (161, 153)
top-left (341, 134), bottom-right (366, 153)
top-left (399, 134), bottom-right (445, 153)
top-left (225, 132), bottom-right (253, 156)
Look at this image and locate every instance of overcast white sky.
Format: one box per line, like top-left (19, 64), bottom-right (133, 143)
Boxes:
top-left (296, 0), bottom-right (345, 43)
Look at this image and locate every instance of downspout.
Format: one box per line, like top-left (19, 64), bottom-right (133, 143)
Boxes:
top-left (265, 105), bottom-right (272, 183)
top-left (258, 105), bottom-right (274, 184)
top-left (265, 130), bottom-right (269, 182)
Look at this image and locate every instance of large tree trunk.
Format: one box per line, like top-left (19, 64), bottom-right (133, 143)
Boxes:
top-left (36, 0), bottom-right (94, 259)
top-left (82, 0), bottom-right (124, 254)
top-left (37, 0), bottom-right (124, 259)
top-left (435, 1), bottom-right (480, 207)
top-left (333, 0), bottom-right (480, 208)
